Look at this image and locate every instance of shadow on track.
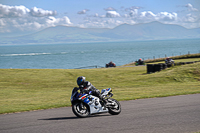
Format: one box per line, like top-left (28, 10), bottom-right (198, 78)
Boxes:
top-left (39, 117), bottom-right (78, 120)
top-left (39, 114), bottom-right (111, 120)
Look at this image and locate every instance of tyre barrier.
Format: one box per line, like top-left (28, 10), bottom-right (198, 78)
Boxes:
top-left (154, 64), bottom-right (163, 72)
top-left (185, 62), bottom-right (194, 64)
top-left (147, 64), bottom-right (165, 73)
top-left (147, 61), bottom-right (199, 74)
top-left (147, 64), bottom-right (155, 73)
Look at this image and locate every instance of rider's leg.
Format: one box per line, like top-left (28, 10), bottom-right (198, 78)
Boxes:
top-left (93, 90), bottom-right (107, 109)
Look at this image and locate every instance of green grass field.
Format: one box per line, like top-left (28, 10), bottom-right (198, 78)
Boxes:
top-left (0, 60), bottom-right (200, 114)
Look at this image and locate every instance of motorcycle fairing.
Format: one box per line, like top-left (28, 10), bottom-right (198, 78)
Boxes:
top-left (101, 88), bottom-right (111, 96)
top-left (79, 94), bottom-right (108, 114)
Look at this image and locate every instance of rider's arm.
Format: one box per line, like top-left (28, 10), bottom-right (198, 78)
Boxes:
top-left (82, 81), bottom-right (96, 93)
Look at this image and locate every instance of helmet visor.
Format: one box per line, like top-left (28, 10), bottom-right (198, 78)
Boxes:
top-left (77, 79), bottom-right (83, 85)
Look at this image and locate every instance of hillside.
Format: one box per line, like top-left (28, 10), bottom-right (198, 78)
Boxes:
top-left (1, 21), bottom-right (200, 45)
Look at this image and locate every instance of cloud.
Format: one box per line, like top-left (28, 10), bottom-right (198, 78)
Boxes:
top-left (0, 4), bottom-right (57, 18)
top-left (30, 7), bottom-right (57, 17)
top-left (181, 13), bottom-right (198, 23)
top-left (77, 4), bottom-right (199, 29)
top-left (156, 12), bottom-right (177, 21)
top-left (125, 6), bottom-right (142, 12)
top-left (106, 11), bottom-right (120, 18)
top-left (137, 11), bottom-right (178, 22)
top-left (0, 4), bottom-right (72, 33)
top-left (129, 9), bottom-right (138, 17)
top-left (139, 11), bottom-right (156, 20)
top-left (104, 7), bottom-right (116, 11)
top-left (94, 13), bottom-right (99, 17)
top-left (185, 3), bottom-right (198, 12)
top-left (78, 18), bottom-right (124, 29)
top-left (0, 4), bottom-right (29, 18)
top-left (1, 3), bottom-right (200, 34)
top-left (46, 16), bottom-right (71, 25)
top-left (0, 19), bottom-right (5, 26)
top-left (77, 9), bottom-right (89, 14)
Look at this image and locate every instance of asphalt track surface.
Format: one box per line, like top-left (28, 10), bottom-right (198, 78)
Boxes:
top-left (0, 94), bottom-right (200, 133)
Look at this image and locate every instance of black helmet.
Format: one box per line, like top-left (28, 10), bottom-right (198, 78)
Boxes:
top-left (77, 76), bottom-right (85, 86)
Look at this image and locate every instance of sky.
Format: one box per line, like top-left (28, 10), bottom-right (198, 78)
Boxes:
top-left (0, 0), bottom-right (200, 34)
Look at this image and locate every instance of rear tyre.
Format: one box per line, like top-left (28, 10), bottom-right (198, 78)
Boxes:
top-left (72, 102), bottom-right (90, 118)
top-left (107, 98), bottom-right (121, 115)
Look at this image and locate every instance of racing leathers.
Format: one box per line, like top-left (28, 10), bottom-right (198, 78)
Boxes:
top-left (79, 81), bottom-right (107, 108)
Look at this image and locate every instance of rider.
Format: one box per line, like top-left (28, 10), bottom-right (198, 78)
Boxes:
top-left (138, 58), bottom-right (143, 65)
top-left (108, 61), bottom-right (115, 67)
top-left (76, 76), bottom-right (107, 109)
top-left (165, 57), bottom-right (174, 64)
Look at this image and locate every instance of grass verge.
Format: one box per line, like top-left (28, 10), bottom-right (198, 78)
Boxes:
top-left (0, 62), bottom-right (200, 114)
top-left (124, 53), bottom-right (200, 66)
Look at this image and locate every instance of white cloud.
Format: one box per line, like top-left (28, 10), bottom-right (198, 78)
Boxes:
top-left (140, 11), bottom-right (156, 18)
top-left (106, 11), bottom-right (120, 18)
top-left (181, 13), bottom-right (198, 23)
top-left (139, 11), bottom-right (156, 21)
top-left (46, 16), bottom-right (71, 26)
top-left (136, 11), bottom-right (178, 22)
top-left (77, 9), bottom-right (89, 14)
top-left (32, 22), bottom-right (42, 29)
top-left (0, 4), bottom-right (29, 18)
top-left (185, 3), bottom-right (198, 12)
top-left (156, 12), bottom-right (177, 21)
top-left (0, 19), bottom-right (5, 26)
top-left (100, 15), bottom-right (106, 18)
top-left (1, 3), bottom-right (200, 33)
top-left (129, 9), bottom-right (138, 17)
top-left (94, 13), bottom-right (99, 17)
top-left (77, 18), bottom-right (124, 29)
top-left (104, 7), bottom-right (116, 11)
top-left (30, 7), bottom-right (57, 17)
top-left (0, 4), bottom-right (72, 33)
top-left (77, 3), bottom-right (200, 29)
top-left (124, 6), bottom-right (142, 12)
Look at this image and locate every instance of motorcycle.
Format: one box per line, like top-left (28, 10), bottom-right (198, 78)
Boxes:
top-left (71, 87), bottom-right (121, 118)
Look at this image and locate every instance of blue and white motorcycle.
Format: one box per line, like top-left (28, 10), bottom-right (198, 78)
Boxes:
top-left (71, 87), bottom-right (121, 118)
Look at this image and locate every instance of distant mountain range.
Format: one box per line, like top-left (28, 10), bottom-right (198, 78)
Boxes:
top-left (1, 21), bottom-right (200, 45)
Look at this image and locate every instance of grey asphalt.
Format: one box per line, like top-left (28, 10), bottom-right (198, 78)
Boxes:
top-left (0, 94), bottom-right (200, 133)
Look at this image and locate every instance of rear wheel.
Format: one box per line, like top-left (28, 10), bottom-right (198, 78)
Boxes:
top-left (72, 102), bottom-right (90, 118)
top-left (107, 98), bottom-right (121, 115)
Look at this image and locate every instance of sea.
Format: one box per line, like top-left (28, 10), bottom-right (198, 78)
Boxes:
top-left (0, 39), bottom-right (200, 69)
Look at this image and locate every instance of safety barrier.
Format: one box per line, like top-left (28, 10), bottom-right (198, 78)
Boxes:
top-left (147, 61), bottom-right (200, 74)
top-left (147, 64), bottom-right (166, 73)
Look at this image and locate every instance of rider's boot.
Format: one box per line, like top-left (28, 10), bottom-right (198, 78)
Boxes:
top-left (100, 97), bottom-right (108, 110)
top-left (97, 91), bottom-right (108, 110)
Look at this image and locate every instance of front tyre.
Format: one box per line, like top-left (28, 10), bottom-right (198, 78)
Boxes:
top-left (72, 102), bottom-right (90, 118)
top-left (107, 98), bottom-right (121, 115)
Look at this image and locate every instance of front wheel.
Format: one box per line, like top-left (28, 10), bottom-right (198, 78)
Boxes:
top-left (107, 98), bottom-right (121, 115)
top-left (72, 102), bottom-right (90, 118)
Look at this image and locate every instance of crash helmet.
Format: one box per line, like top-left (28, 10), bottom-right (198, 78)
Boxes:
top-left (77, 76), bottom-right (85, 86)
